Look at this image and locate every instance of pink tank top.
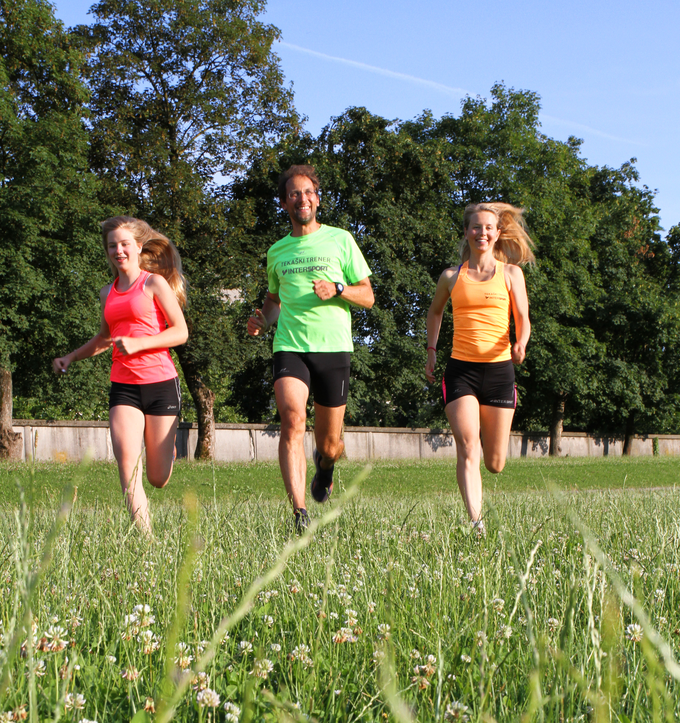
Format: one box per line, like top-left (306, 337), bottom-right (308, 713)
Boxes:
top-left (104, 270), bottom-right (178, 384)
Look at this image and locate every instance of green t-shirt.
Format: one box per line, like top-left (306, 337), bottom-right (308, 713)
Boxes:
top-left (267, 225), bottom-right (372, 353)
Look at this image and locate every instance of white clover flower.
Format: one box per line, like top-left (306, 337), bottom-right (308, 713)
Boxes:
top-left (196, 688), bottom-right (220, 708)
top-left (262, 615), bottom-right (274, 628)
top-left (250, 658), bottom-right (274, 679)
top-left (289, 644), bottom-right (313, 667)
top-left (45, 625), bottom-right (68, 653)
top-left (475, 631), bottom-right (486, 647)
top-left (444, 701), bottom-right (470, 721)
top-left (460, 654), bottom-right (472, 663)
top-left (137, 630), bottom-right (160, 655)
top-left (332, 628), bottom-right (357, 644)
top-left (497, 625), bottom-right (513, 641)
top-left (64, 693), bottom-right (86, 711)
top-left (329, 612), bottom-right (339, 620)
top-left (373, 648), bottom-right (386, 664)
top-left (224, 701), bottom-right (241, 723)
top-left (367, 601), bottom-right (376, 613)
top-left (132, 604), bottom-right (155, 628)
top-left (270, 643), bottom-right (281, 652)
top-left (79, 719), bottom-right (97, 723)
top-left (547, 618), bottom-right (560, 634)
top-left (224, 701), bottom-right (241, 722)
top-left (26, 659), bottom-right (46, 678)
top-left (0, 714), bottom-right (13, 723)
top-left (626, 623), bottom-right (643, 643)
top-left (491, 598), bottom-right (505, 613)
top-left (106, 655), bottom-right (116, 664)
top-left (121, 667), bottom-right (140, 681)
top-left (344, 609), bottom-right (358, 626)
top-left (238, 640), bottom-right (253, 656)
top-left (377, 623), bottom-right (391, 640)
top-left (654, 589), bottom-right (665, 604)
top-left (174, 642), bottom-right (194, 669)
top-left (288, 580), bottom-right (302, 594)
top-left (192, 671), bottom-right (210, 691)
top-left (410, 649), bottom-right (421, 660)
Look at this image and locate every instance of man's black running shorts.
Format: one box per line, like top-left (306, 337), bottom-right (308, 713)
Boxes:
top-left (273, 351), bottom-right (350, 408)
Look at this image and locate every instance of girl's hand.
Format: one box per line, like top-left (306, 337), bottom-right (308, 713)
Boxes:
top-left (113, 336), bottom-right (144, 356)
top-left (53, 356), bottom-right (71, 374)
top-left (512, 342), bottom-right (526, 365)
top-left (425, 348), bottom-right (437, 383)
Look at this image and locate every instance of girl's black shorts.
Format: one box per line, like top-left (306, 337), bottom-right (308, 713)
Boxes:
top-left (442, 358), bottom-right (516, 409)
top-left (273, 351), bottom-right (351, 408)
top-left (109, 377), bottom-right (181, 416)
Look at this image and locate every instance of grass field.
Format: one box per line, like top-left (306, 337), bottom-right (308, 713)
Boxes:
top-left (0, 457), bottom-right (679, 722)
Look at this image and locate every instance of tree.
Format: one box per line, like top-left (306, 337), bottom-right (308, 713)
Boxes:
top-left (80, 0), bottom-right (300, 456)
top-left (0, 0), bottom-right (107, 457)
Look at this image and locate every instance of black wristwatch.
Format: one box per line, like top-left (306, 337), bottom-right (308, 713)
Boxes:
top-left (334, 282), bottom-right (345, 297)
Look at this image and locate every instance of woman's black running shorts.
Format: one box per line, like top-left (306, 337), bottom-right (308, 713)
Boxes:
top-left (273, 351), bottom-right (351, 408)
top-left (109, 377), bottom-right (181, 416)
top-left (442, 358), bottom-right (516, 409)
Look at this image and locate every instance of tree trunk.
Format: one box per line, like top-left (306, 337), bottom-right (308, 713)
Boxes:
top-left (0, 367), bottom-right (22, 460)
top-left (622, 411), bottom-right (636, 456)
top-left (175, 348), bottom-right (215, 460)
top-left (549, 392), bottom-right (567, 457)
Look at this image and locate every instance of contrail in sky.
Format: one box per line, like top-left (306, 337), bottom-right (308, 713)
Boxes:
top-left (541, 115), bottom-right (645, 146)
top-left (280, 41), bottom-right (469, 98)
top-left (279, 42), bottom-right (643, 147)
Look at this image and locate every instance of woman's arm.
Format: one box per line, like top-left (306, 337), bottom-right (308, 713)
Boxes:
top-left (425, 267), bottom-right (458, 383)
top-left (112, 275), bottom-right (188, 356)
top-left (53, 286), bottom-right (113, 373)
top-left (506, 265), bottom-right (530, 364)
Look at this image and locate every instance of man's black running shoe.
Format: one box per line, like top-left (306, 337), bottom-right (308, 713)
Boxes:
top-left (294, 508), bottom-right (310, 534)
top-left (310, 449), bottom-right (334, 503)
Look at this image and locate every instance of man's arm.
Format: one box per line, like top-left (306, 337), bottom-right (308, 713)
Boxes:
top-left (312, 277), bottom-right (374, 309)
top-left (247, 291), bottom-right (282, 336)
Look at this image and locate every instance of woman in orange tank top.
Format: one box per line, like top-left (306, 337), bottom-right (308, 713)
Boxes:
top-left (53, 217), bottom-right (188, 533)
top-left (425, 203), bottom-right (534, 533)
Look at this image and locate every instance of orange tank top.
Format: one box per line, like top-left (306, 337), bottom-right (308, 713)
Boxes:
top-left (104, 270), bottom-right (178, 384)
top-left (451, 261), bottom-right (511, 363)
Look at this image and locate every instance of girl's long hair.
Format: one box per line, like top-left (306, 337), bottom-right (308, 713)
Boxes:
top-left (459, 203), bottom-right (536, 266)
top-left (101, 216), bottom-right (187, 307)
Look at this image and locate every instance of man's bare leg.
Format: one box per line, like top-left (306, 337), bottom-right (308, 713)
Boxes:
top-left (313, 403), bottom-right (346, 468)
top-left (274, 376), bottom-right (310, 511)
top-left (310, 402), bottom-right (345, 502)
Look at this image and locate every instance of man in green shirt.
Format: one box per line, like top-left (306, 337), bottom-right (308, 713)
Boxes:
top-left (247, 165), bottom-right (374, 531)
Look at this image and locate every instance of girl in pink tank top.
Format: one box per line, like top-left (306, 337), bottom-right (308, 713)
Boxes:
top-left (53, 217), bottom-right (188, 533)
top-left (424, 203), bottom-right (535, 533)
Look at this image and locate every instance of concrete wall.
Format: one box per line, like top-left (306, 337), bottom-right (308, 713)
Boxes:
top-left (11, 420), bottom-right (680, 463)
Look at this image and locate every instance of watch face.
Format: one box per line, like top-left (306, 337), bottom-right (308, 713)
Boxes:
top-left (336, 283), bottom-right (344, 296)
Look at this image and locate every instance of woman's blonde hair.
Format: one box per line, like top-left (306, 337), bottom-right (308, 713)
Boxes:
top-left (459, 202), bottom-right (536, 266)
top-left (101, 216), bottom-right (187, 307)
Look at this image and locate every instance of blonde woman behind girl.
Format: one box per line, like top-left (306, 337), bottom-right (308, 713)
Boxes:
top-left (53, 217), bottom-right (188, 532)
top-left (425, 203), bottom-right (534, 534)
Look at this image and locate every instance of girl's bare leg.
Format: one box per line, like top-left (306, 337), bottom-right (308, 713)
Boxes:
top-left (109, 405), bottom-right (150, 530)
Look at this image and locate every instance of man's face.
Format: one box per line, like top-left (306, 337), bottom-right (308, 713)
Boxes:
top-left (281, 174), bottom-right (319, 227)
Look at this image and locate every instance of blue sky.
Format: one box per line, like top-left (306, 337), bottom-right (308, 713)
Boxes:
top-left (53, 0), bottom-right (680, 235)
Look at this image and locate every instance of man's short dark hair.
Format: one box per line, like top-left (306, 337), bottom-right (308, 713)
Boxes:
top-left (278, 165), bottom-right (320, 202)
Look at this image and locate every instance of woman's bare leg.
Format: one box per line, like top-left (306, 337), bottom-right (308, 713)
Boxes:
top-left (144, 414), bottom-right (179, 488)
top-left (445, 396), bottom-right (483, 522)
top-left (109, 405), bottom-right (150, 530)
top-left (479, 405), bottom-right (515, 473)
